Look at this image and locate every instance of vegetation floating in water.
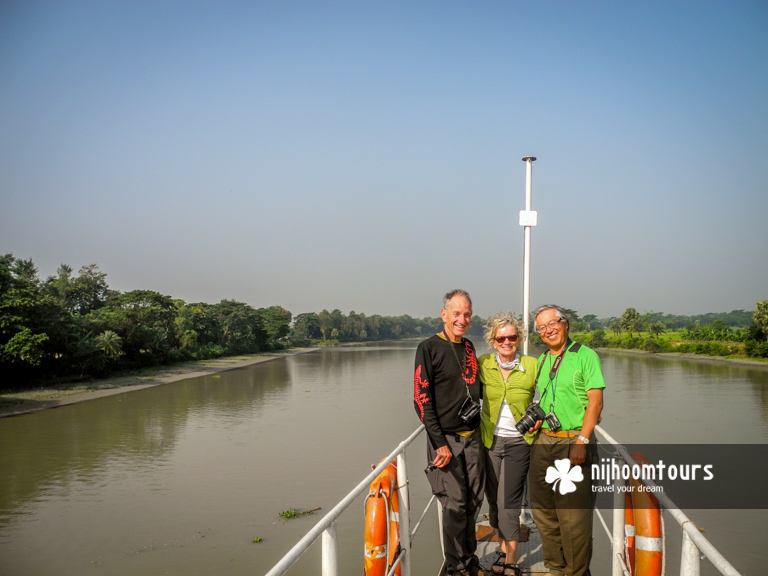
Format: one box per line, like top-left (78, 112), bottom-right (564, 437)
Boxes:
top-left (278, 507), bottom-right (320, 519)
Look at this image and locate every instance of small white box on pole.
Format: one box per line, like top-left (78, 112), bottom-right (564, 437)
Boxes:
top-left (519, 210), bottom-right (538, 227)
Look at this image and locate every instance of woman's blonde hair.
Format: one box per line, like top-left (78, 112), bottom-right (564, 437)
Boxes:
top-left (484, 311), bottom-right (527, 347)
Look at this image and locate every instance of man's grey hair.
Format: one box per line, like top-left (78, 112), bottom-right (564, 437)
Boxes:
top-left (484, 311), bottom-right (526, 347)
top-left (443, 289), bottom-right (472, 311)
top-left (532, 304), bottom-right (570, 332)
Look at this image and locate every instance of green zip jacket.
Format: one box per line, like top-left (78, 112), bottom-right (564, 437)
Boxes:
top-left (479, 353), bottom-right (538, 448)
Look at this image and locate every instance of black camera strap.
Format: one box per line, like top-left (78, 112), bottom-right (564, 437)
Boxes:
top-left (534, 339), bottom-right (576, 409)
top-left (532, 369), bottom-right (553, 406)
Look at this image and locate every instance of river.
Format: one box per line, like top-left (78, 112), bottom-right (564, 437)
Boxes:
top-left (1, 341), bottom-right (766, 575)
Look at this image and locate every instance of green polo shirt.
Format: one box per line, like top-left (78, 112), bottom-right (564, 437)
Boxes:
top-left (536, 341), bottom-right (605, 431)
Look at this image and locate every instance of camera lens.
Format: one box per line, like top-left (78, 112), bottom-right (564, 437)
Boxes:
top-left (515, 402), bottom-right (546, 435)
top-left (515, 413), bottom-right (535, 435)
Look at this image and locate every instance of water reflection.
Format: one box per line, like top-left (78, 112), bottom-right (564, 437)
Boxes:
top-left (0, 345), bottom-right (766, 576)
top-left (598, 351), bottom-right (768, 443)
top-left (0, 359), bottom-right (295, 529)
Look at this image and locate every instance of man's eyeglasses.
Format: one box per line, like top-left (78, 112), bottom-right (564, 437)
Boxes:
top-left (494, 334), bottom-right (518, 343)
top-left (536, 319), bottom-right (563, 333)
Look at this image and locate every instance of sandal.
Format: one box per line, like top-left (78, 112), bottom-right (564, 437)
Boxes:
top-left (491, 553), bottom-right (506, 575)
top-left (503, 564), bottom-right (521, 576)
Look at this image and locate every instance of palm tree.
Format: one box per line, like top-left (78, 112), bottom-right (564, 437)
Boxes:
top-left (621, 308), bottom-right (641, 337)
top-left (649, 322), bottom-right (666, 338)
top-left (95, 330), bottom-right (123, 358)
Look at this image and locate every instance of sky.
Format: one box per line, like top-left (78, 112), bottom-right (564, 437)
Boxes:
top-left (1, 0), bottom-right (766, 320)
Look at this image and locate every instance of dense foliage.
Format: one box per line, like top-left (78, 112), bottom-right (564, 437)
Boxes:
top-left (289, 310), bottom-right (485, 344)
top-left (573, 304), bottom-right (768, 359)
top-left (0, 255), bottom-right (447, 389)
top-left (594, 309), bottom-right (755, 332)
top-left (0, 255), bottom-right (295, 388)
top-left (3, 253), bottom-right (766, 390)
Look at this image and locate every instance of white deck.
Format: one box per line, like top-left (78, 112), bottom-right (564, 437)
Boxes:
top-left (476, 513), bottom-right (546, 575)
top-left (437, 512), bottom-right (546, 575)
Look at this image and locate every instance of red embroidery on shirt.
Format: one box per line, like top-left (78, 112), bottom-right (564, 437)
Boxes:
top-left (414, 364), bottom-right (430, 420)
top-left (464, 342), bottom-right (478, 384)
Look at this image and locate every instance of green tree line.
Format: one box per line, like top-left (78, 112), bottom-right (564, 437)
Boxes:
top-left (591, 309), bottom-right (755, 332)
top-left (0, 255), bottom-right (452, 389)
top-left (1, 254), bottom-right (295, 389)
top-left (572, 304), bottom-right (768, 359)
top-left (4, 253), bottom-right (766, 389)
top-left (290, 310), bottom-right (486, 344)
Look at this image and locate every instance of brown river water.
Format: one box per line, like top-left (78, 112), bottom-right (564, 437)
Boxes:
top-left (1, 341), bottom-right (766, 575)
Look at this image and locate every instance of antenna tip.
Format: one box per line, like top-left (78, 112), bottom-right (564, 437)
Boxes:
top-left (521, 156), bottom-right (537, 162)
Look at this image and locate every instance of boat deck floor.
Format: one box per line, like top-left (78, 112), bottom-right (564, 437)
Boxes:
top-left (476, 513), bottom-right (546, 575)
top-left (439, 512), bottom-right (547, 575)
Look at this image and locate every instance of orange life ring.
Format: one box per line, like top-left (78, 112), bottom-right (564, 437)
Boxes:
top-left (628, 453), bottom-right (663, 576)
top-left (364, 461), bottom-right (401, 576)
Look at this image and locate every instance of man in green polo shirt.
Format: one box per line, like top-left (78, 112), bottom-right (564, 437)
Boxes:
top-left (528, 304), bottom-right (605, 576)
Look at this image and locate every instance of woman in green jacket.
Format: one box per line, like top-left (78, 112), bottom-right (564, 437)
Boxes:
top-left (479, 312), bottom-right (537, 576)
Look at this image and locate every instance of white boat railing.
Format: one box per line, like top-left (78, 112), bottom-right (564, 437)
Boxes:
top-left (266, 424), bottom-right (743, 576)
top-left (594, 425), bottom-right (742, 576)
top-left (264, 424), bottom-right (429, 576)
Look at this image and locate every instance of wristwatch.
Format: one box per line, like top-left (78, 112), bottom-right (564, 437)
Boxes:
top-left (577, 435), bottom-right (590, 444)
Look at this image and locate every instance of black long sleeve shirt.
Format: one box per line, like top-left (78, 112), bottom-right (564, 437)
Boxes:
top-left (413, 333), bottom-right (480, 449)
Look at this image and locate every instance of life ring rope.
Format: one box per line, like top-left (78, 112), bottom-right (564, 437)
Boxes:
top-left (364, 462), bottom-right (401, 576)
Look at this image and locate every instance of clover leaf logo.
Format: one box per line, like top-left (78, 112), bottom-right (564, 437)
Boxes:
top-left (545, 458), bottom-right (583, 495)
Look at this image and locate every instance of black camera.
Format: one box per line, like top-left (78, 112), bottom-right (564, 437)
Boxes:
top-left (514, 402), bottom-right (546, 435)
top-left (514, 402), bottom-right (561, 435)
top-left (458, 395), bottom-right (481, 423)
top-left (425, 461), bottom-right (438, 474)
top-left (544, 411), bottom-right (561, 431)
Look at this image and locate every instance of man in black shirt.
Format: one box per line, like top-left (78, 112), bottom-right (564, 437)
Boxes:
top-left (414, 290), bottom-right (488, 576)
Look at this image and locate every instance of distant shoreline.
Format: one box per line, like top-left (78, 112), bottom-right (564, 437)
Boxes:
top-left (2, 343), bottom-right (765, 419)
top-left (0, 348), bottom-right (319, 418)
top-left (595, 346), bottom-right (768, 369)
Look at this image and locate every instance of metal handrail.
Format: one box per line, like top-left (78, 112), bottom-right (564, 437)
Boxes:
top-left (264, 425), bottom-right (427, 576)
top-left (267, 424), bottom-right (743, 576)
top-left (594, 425), bottom-right (742, 576)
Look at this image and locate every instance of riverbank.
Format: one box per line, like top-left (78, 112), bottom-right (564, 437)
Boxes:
top-left (595, 346), bottom-right (768, 368)
top-left (3, 344), bottom-right (765, 419)
top-left (0, 348), bottom-right (319, 418)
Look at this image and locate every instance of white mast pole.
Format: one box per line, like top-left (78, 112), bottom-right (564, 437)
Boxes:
top-left (519, 156), bottom-right (537, 356)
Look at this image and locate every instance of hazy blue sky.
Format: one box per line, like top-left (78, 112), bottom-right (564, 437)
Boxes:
top-left (2, 1), bottom-right (766, 320)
